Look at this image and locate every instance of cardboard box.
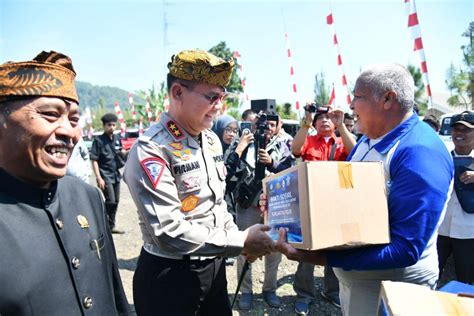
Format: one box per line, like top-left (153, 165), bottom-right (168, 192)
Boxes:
top-left (377, 281), bottom-right (474, 315)
top-left (262, 161), bottom-right (389, 250)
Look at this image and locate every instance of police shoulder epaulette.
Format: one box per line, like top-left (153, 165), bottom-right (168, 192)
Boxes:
top-left (165, 119), bottom-right (185, 141)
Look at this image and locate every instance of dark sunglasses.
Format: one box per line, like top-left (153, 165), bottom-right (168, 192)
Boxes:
top-left (180, 83), bottom-right (227, 106)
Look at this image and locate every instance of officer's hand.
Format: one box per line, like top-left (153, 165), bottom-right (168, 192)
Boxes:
top-left (96, 177), bottom-right (106, 190)
top-left (328, 108), bottom-right (344, 128)
top-left (243, 224), bottom-right (273, 257)
top-left (258, 149), bottom-right (272, 166)
top-left (460, 170), bottom-right (474, 184)
top-left (243, 253), bottom-right (259, 263)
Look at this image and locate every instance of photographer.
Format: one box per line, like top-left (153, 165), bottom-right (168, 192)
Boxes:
top-left (224, 110), bottom-right (257, 183)
top-left (292, 103), bottom-right (355, 161)
top-left (225, 113), bottom-right (294, 310)
top-left (290, 102), bottom-right (355, 314)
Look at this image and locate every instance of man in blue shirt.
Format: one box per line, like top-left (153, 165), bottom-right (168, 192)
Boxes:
top-left (272, 64), bottom-right (453, 315)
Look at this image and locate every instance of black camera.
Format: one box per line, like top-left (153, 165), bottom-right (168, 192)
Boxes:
top-left (254, 112), bottom-right (279, 149)
top-left (306, 103), bottom-right (329, 114)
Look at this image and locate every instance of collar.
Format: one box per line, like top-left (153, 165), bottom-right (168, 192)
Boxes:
top-left (160, 112), bottom-right (200, 149)
top-left (0, 168), bottom-right (58, 206)
top-left (359, 112), bottom-right (419, 155)
top-left (314, 132), bottom-right (337, 142)
top-left (100, 133), bottom-right (115, 142)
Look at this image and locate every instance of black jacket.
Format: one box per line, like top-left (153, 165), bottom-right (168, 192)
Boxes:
top-left (0, 169), bottom-right (131, 316)
top-left (90, 133), bottom-right (125, 183)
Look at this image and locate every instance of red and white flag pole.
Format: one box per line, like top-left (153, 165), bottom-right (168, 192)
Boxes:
top-left (128, 92), bottom-right (137, 122)
top-left (328, 84), bottom-right (336, 107)
top-left (327, 12), bottom-right (352, 108)
top-left (114, 102), bottom-right (127, 137)
top-left (145, 97), bottom-right (153, 123)
top-left (233, 51), bottom-right (250, 107)
top-left (284, 32), bottom-right (300, 112)
top-left (138, 117), bottom-right (144, 136)
top-left (405, 0), bottom-right (432, 108)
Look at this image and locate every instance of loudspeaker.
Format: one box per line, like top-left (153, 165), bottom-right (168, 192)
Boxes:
top-left (251, 99), bottom-right (276, 115)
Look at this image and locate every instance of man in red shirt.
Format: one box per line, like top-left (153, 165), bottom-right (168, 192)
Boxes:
top-left (290, 103), bottom-right (355, 315)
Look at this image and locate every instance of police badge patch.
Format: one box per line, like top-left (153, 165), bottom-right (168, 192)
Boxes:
top-left (140, 157), bottom-right (166, 188)
top-left (168, 142), bottom-right (184, 150)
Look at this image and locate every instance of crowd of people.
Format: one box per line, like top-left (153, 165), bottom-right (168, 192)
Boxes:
top-left (0, 49), bottom-right (472, 316)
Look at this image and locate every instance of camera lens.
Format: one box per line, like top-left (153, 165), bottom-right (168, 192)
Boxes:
top-left (308, 104), bottom-right (317, 113)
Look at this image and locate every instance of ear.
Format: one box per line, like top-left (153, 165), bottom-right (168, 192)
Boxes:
top-left (382, 91), bottom-right (396, 110)
top-left (170, 83), bottom-right (183, 101)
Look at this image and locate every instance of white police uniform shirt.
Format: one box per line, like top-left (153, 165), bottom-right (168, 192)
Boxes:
top-left (123, 112), bottom-right (246, 260)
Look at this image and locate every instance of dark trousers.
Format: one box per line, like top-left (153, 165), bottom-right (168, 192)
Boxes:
top-left (323, 265), bottom-right (340, 296)
top-left (294, 262), bottom-right (339, 303)
top-left (438, 235), bottom-right (474, 285)
top-left (133, 248), bottom-right (232, 316)
top-left (103, 181), bottom-right (120, 228)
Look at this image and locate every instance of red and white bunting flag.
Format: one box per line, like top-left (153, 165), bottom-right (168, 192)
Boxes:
top-left (284, 32), bottom-right (300, 110)
top-left (114, 102), bottom-right (127, 137)
top-left (233, 51), bottom-right (250, 105)
top-left (405, 0), bottom-right (432, 107)
top-left (139, 117), bottom-right (144, 136)
top-left (128, 92), bottom-right (137, 121)
top-left (327, 12), bottom-right (352, 107)
top-left (163, 94), bottom-right (170, 112)
top-left (328, 84), bottom-right (336, 107)
top-left (145, 97), bottom-right (153, 123)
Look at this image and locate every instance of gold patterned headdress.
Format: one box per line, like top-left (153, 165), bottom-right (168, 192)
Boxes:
top-left (0, 51), bottom-right (78, 103)
top-left (167, 49), bottom-right (234, 87)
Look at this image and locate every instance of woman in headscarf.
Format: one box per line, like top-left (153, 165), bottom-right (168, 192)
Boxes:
top-left (212, 114), bottom-right (239, 153)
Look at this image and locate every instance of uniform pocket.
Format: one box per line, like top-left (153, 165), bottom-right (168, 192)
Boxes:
top-left (90, 233), bottom-right (105, 260)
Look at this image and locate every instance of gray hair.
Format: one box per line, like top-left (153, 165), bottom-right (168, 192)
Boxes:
top-left (356, 63), bottom-right (415, 112)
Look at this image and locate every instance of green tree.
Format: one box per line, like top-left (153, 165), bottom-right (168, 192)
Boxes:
top-left (407, 64), bottom-right (428, 115)
top-left (92, 97), bottom-right (107, 130)
top-left (225, 108), bottom-right (241, 120)
top-left (208, 41), bottom-right (243, 111)
top-left (135, 82), bottom-right (168, 127)
top-left (276, 102), bottom-right (298, 120)
top-left (314, 72), bottom-right (330, 105)
top-left (446, 63), bottom-right (470, 109)
top-left (445, 22), bottom-right (473, 110)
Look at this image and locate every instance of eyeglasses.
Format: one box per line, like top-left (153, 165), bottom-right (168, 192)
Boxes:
top-left (224, 127), bottom-right (238, 134)
top-left (180, 83), bottom-right (228, 106)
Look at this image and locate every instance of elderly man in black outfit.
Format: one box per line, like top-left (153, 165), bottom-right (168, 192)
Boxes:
top-left (0, 51), bottom-right (131, 316)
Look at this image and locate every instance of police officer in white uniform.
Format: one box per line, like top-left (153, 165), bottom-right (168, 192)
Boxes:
top-left (123, 49), bottom-right (273, 316)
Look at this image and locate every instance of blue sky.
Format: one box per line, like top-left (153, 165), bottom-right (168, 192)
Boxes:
top-left (1, 0), bottom-right (472, 111)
